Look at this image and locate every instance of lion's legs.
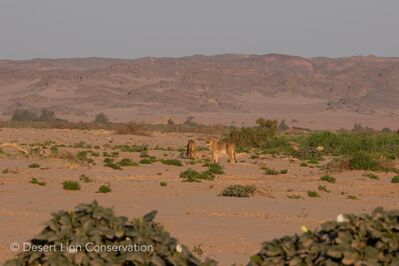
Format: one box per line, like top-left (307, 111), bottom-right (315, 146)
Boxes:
top-left (212, 152), bottom-right (218, 163)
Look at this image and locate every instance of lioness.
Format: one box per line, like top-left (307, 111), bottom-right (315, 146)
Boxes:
top-left (186, 139), bottom-right (197, 159)
top-left (205, 138), bottom-right (237, 163)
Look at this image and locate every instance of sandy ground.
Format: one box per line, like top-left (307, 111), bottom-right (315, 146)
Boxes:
top-left (0, 128), bottom-right (398, 265)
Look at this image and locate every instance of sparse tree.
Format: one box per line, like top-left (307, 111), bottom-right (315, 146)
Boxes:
top-left (94, 113), bottom-right (109, 124)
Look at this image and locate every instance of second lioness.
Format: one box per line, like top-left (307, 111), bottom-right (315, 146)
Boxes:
top-left (186, 139), bottom-right (197, 159)
top-left (205, 138), bottom-right (237, 163)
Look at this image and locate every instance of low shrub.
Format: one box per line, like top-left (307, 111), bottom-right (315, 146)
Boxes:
top-left (219, 185), bottom-right (256, 197)
top-left (280, 169), bottom-right (288, 174)
top-left (160, 181), bottom-right (168, 187)
top-left (263, 167), bottom-right (280, 175)
top-left (248, 208), bottom-right (399, 265)
top-left (139, 158), bottom-right (153, 165)
top-left (97, 184), bottom-right (112, 193)
top-left (62, 180), bottom-right (80, 191)
top-left (203, 162), bottom-right (224, 175)
top-left (104, 162), bottom-right (122, 170)
top-left (179, 168), bottom-right (215, 182)
top-left (307, 191), bottom-right (320, 198)
top-left (28, 163), bottom-right (40, 168)
top-left (349, 152), bottom-right (382, 171)
top-left (30, 178), bottom-right (46, 186)
top-left (118, 158), bottom-right (139, 167)
top-left (320, 175), bottom-right (336, 184)
top-left (391, 175), bottom-right (399, 183)
top-left (4, 201), bottom-right (216, 266)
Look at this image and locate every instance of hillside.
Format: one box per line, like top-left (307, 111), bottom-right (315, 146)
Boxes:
top-left (1, 54), bottom-right (399, 129)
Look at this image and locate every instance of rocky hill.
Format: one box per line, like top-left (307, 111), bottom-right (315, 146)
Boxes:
top-left (1, 54), bottom-right (398, 128)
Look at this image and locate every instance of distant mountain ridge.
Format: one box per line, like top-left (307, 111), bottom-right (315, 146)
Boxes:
top-left (0, 54), bottom-right (398, 127)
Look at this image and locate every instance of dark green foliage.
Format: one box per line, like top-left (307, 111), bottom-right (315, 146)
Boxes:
top-left (160, 181), bottom-right (168, 187)
top-left (28, 163), bottom-right (40, 168)
top-left (97, 184), bottom-right (112, 193)
top-left (5, 201), bottom-right (216, 266)
top-left (320, 175), bottom-right (336, 184)
top-left (219, 185), bottom-right (256, 197)
top-left (307, 191), bottom-right (320, 198)
top-left (349, 152), bottom-right (382, 171)
top-left (392, 176), bottom-right (399, 183)
top-left (62, 180), bottom-right (80, 191)
top-left (263, 167), bottom-right (280, 175)
top-left (203, 162), bottom-right (224, 175)
top-left (77, 150), bottom-right (98, 165)
top-left (139, 158), bottom-right (153, 164)
top-left (280, 169), bottom-right (288, 174)
top-left (248, 208), bottom-right (399, 266)
top-left (104, 161), bottom-right (122, 170)
top-left (179, 168), bottom-right (215, 182)
top-left (225, 119), bottom-right (277, 149)
top-left (260, 136), bottom-right (296, 155)
top-left (161, 159), bottom-right (183, 166)
top-left (30, 178), bottom-right (46, 186)
top-left (118, 158), bottom-right (139, 167)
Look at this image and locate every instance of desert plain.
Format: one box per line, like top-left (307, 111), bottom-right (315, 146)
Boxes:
top-left (1, 127), bottom-right (398, 265)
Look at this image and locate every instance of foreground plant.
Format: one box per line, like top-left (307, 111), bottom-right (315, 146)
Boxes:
top-left (5, 201), bottom-right (217, 266)
top-left (219, 184), bottom-right (256, 197)
top-left (248, 208), bottom-right (399, 265)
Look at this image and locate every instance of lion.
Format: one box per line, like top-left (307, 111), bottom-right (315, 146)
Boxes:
top-left (186, 139), bottom-right (197, 159)
top-left (205, 138), bottom-right (237, 163)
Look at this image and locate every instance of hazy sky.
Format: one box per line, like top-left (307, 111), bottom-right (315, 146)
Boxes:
top-left (1, 0), bottom-right (398, 59)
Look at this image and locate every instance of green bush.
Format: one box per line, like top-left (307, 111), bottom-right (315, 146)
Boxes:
top-left (179, 168), bottom-right (215, 182)
top-left (320, 175), bottom-right (336, 184)
top-left (219, 185), bottom-right (256, 197)
top-left (248, 208), bottom-right (399, 265)
top-left (62, 180), bottom-right (81, 191)
top-left (118, 158), bottom-right (138, 167)
top-left (225, 119), bottom-right (277, 149)
top-left (160, 181), bottom-right (168, 187)
top-left (280, 169), bottom-right (288, 174)
top-left (104, 162), bottom-right (122, 170)
top-left (4, 201), bottom-right (216, 266)
top-left (97, 184), bottom-right (112, 193)
top-left (203, 162), bottom-right (224, 175)
top-left (30, 178), bottom-right (46, 186)
top-left (263, 167), bottom-right (280, 175)
top-left (307, 191), bottom-right (320, 198)
top-left (161, 159), bottom-right (183, 166)
top-left (139, 158), bottom-right (153, 165)
top-left (28, 163), bottom-right (40, 168)
top-left (349, 152), bottom-right (382, 171)
top-left (391, 175), bottom-right (399, 183)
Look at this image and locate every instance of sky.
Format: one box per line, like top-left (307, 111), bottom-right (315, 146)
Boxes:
top-left (0, 0), bottom-right (398, 59)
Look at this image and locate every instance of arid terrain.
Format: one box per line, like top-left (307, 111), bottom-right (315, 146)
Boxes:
top-left (1, 54), bottom-right (399, 129)
top-left (1, 128), bottom-right (398, 265)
